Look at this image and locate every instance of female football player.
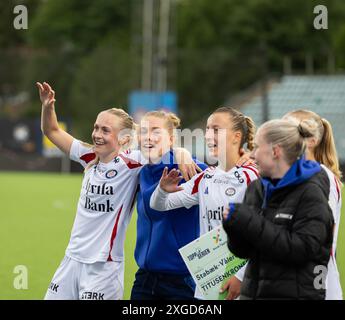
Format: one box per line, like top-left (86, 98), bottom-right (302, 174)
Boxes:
top-left (283, 109), bottom-right (343, 300)
top-left (37, 82), bottom-right (199, 300)
top-left (222, 119), bottom-right (334, 300)
top-left (150, 107), bottom-right (259, 299)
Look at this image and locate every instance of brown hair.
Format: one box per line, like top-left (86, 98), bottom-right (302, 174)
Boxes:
top-left (259, 119), bottom-right (315, 165)
top-left (213, 107), bottom-right (256, 150)
top-left (284, 109), bottom-right (342, 180)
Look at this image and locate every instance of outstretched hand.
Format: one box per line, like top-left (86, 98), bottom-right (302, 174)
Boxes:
top-left (36, 82), bottom-right (56, 108)
top-left (159, 167), bottom-right (184, 193)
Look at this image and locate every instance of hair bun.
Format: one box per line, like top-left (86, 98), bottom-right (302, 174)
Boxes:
top-left (168, 113), bottom-right (181, 129)
top-left (297, 121), bottom-right (313, 138)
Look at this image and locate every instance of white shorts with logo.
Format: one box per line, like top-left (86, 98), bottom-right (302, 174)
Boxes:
top-left (44, 256), bottom-right (124, 300)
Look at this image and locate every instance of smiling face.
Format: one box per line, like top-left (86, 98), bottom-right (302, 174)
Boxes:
top-left (204, 112), bottom-right (241, 159)
top-left (91, 111), bottom-right (122, 161)
top-left (139, 115), bottom-right (173, 163)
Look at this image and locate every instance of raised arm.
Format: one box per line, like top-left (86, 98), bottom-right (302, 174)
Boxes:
top-left (37, 82), bottom-right (74, 155)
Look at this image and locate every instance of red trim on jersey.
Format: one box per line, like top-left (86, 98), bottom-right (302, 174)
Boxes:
top-left (119, 154), bottom-right (143, 169)
top-left (243, 171), bottom-right (251, 186)
top-left (334, 176), bottom-right (341, 203)
top-left (80, 152), bottom-right (96, 164)
top-left (191, 172), bottom-right (205, 195)
top-left (242, 165), bottom-right (260, 178)
top-left (129, 185), bottom-right (139, 213)
top-left (107, 204), bottom-right (123, 262)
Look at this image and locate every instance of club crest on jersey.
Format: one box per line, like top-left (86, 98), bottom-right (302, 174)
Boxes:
top-left (105, 169), bottom-right (118, 179)
top-left (225, 187), bottom-right (236, 196)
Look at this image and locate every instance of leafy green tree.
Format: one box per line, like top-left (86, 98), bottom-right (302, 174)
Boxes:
top-left (22, 0), bottom-right (134, 128)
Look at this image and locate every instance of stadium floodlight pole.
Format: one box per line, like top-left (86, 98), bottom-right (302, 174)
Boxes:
top-left (260, 40), bottom-right (269, 123)
top-left (142, 0), bottom-right (154, 91)
top-left (157, 0), bottom-right (171, 92)
top-left (261, 77), bottom-right (269, 123)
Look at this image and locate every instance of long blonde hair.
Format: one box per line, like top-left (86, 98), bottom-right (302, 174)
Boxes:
top-left (86, 108), bottom-right (136, 170)
top-left (284, 109), bottom-right (342, 181)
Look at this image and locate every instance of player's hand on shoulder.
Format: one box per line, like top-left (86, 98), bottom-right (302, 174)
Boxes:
top-left (174, 147), bottom-right (202, 181)
top-left (236, 148), bottom-right (256, 167)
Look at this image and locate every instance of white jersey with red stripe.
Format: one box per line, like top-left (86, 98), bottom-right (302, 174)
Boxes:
top-left (65, 139), bottom-right (145, 264)
top-left (195, 165), bottom-right (259, 234)
top-left (150, 164), bottom-right (259, 236)
top-left (321, 165), bottom-right (343, 300)
top-left (149, 164), bottom-right (259, 298)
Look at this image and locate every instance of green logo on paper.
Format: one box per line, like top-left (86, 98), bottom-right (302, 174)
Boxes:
top-left (212, 229), bottom-right (222, 244)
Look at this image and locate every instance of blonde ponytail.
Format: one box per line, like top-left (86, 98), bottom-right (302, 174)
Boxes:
top-left (315, 118), bottom-right (342, 180)
top-left (284, 109), bottom-right (342, 181)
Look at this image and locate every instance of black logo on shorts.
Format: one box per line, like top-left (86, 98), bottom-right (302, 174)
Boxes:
top-left (81, 291), bottom-right (105, 300)
top-left (49, 282), bottom-right (59, 293)
top-left (105, 169), bottom-right (118, 179)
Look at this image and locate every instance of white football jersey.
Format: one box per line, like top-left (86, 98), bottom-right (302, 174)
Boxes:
top-left (150, 165), bottom-right (259, 235)
top-left (65, 139), bottom-right (146, 264)
top-left (150, 164), bottom-right (259, 298)
top-left (321, 165), bottom-right (343, 300)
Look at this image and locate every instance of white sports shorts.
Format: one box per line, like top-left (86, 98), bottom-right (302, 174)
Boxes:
top-left (44, 256), bottom-right (124, 300)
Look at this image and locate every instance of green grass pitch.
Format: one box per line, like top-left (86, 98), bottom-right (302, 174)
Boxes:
top-left (0, 171), bottom-right (344, 300)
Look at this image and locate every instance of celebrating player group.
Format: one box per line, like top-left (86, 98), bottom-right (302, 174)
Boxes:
top-left (37, 81), bottom-right (342, 300)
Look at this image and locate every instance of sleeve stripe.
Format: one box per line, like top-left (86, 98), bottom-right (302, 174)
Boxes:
top-left (80, 152), bottom-right (96, 164)
top-left (243, 171), bottom-right (251, 186)
top-left (107, 204), bottom-right (124, 262)
top-left (334, 176), bottom-right (341, 203)
top-left (191, 172), bottom-right (205, 195)
top-left (119, 154), bottom-right (143, 169)
top-left (242, 165), bottom-right (260, 178)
